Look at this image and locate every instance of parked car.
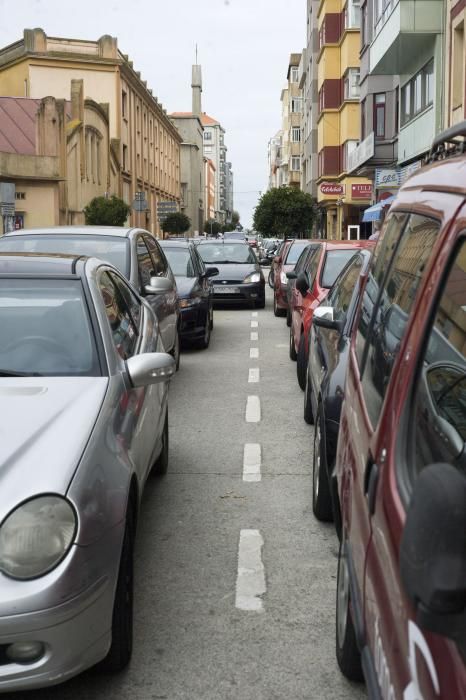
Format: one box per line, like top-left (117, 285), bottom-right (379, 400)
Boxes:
top-left (0, 253), bottom-right (175, 692)
top-left (0, 226), bottom-right (181, 369)
top-left (273, 239), bottom-right (312, 317)
top-left (197, 240), bottom-right (266, 308)
top-left (303, 248), bottom-right (373, 522)
top-left (285, 243), bottom-right (319, 327)
top-left (288, 241), bottom-right (372, 390)
top-left (333, 122), bottom-right (466, 698)
top-left (160, 240), bottom-right (218, 349)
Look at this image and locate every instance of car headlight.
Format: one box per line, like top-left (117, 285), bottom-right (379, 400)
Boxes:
top-left (280, 271), bottom-right (288, 285)
top-left (179, 296), bottom-right (202, 308)
top-left (0, 496), bottom-right (77, 579)
top-left (243, 272), bottom-right (262, 284)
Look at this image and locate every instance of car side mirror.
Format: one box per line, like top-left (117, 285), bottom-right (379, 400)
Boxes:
top-left (126, 352), bottom-right (176, 387)
top-left (286, 271), bottom-right (297, 280)
top-left (144, 276), bottom-right (174, 295)
top-left (295, 272), bottom-right (309, 296)
top-left (205, 267), bottom-right (219, 278)
top-left (312, 306), bottom-right (343, 332)
top-left (258, 258), bottom-right (270, 266)
top-left (400, 463), bottom-right (466, 644)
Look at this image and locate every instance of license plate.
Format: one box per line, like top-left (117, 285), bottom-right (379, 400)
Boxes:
top-left (216, 286), bottom-right (238, 294)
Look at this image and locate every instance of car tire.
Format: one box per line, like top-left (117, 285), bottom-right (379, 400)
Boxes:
top-left (273, 294), bottom-right (286, 317)
top-left (268, 269), bottom-right (275, 289)
top-left (209, 305), bottom-right (214, 330)
top-left (289, 326), bottom-right (297, 361)
top-left (171, 330), bottom-right (180, 371)
top-left (152, 412), bottom-right (169, 476)
top-left (312, 406), bottom-right (333, 521)
top-left (304, 368), bottom-right (314, 425)
top-left (336, 539), bottom-right (363, 682)
top-left (256, 295), bottom-right (266, 309)
top-left (99, 505), bottom-right (134, 673)
top-left (196, 312), bottom-right (211, 350)
top-left (297, 333), bottom-right (307, 391)
top-left (286, 308), bottom-right (291, 327)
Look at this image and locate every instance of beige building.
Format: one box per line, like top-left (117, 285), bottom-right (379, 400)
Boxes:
top-left (0, 80), bottom-right (119, 234)
top-left (445, 0), bottom-right (466, 127)
top-left (0, 28), bottom-right (181, 236)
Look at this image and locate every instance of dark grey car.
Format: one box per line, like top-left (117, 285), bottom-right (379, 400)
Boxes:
top-left (0, 226), bottom-right (181, 369)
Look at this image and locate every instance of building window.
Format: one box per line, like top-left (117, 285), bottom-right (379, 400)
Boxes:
top-left (122, 90), bottom-right (127, 119)
top-left (123, 145), bottom-right (128, 171)
top-left (374, 93), bottom-right (386, 138)
top-left (204, 131), bottom-right (212, 141)
top-left (344, 68), bottom-right (360, 99)
top-left (374, 0), bottom-right (396, 36)
top-left (361, 97), bottom-right (367, 139)
top-left (453, 21), bottom-right (465, 110)
top-left (344, 0), bottom-right (361, 28)
top-left (291, 156), bottom-right (301, 171)
top-left (204, 145), bottom-right (212, 154)
top-left (292, 127), bottom-right (301, 142)
top-left (401, 59), bottom-right (434, 127)
top-left (291, 97), bottom-right (303, 113)
top-left (361, 2), bottom-right (367, 46)
top-left (291, 67), bottom-right (299, 83)
top-left (342, 140), bottom-right (358, 171)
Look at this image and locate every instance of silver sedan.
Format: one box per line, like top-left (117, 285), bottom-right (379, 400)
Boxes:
top-left (0, 253), bottom-right (175, 692)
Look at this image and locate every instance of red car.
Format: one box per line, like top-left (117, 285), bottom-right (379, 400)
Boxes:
top-left (273, 239), bottom-right (312, 317)
top-left (333, 122), bottom-right (466, 697)
top-left (288, 241), bottom-right (372, 389)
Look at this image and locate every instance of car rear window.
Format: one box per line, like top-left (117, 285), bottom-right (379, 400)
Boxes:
top-left (321, 250), bottom-right (358, 288)
top-left (285, 241), bottom-right (310, 265)
top-left (198, 243), bottom-right (256, 264)
top-left (0, 235), bottom-right (130, 277)
top-left (163, 247), bottom-right (196, 277)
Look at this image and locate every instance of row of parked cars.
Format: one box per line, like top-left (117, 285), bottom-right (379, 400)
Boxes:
top-left (270, 122), bottom-right (466, 699)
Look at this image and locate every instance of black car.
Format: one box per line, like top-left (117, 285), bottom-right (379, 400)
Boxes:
top-left (197, 240), bottom-right (266, 308)
top-left (304, 248), bottom-right (372, 523)
top-left (160, 240), bottom-right (218, 349)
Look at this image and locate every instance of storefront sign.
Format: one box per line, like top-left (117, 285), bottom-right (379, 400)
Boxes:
top-left (375, 168), bottom-right (401, 188)
top-left (347, 132), bottom-right (375, 173)
top-left (351, 183), bottom-right (372, 199)
top-left (320, 183), bottom-right (345, 196)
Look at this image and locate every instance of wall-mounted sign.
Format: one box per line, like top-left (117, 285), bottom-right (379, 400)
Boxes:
top-left (320, 182), bottom-right (345, 196)
top-left (351, 183), bottom-right (372, 199)
top-left (375, 168), bottom-right (401, 188)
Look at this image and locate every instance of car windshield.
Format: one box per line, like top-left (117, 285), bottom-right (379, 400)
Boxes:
top-left (285, 241), bottom-right (310, 265)
top-left (163, 248), bottom-right (196, 277)
top-left (321, 250), bottom-right (358, 288)
top-left (0, 279), bottom-right (100, 376)
top-left (0, 235), bottom-right (130, 277)
top-left (198, 243), bottom-right (256, 264)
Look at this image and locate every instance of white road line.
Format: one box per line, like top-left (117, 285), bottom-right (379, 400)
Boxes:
top-left (243, 443), bottom-right (261, 482)
top-left (235, 530), bottom-right (266, 612)
top-left (248, 368), bottom-right (260, 383)
top-left (251, 312), bottom-right (258, 317)
top-left (245, 395), bottom-right (261, 422)
top-left (251, 320), bottom-right (258, 328)
top-left (250, 347), bottom-right (259, 359)
top-left (250, 332), bottom-right (258, 341)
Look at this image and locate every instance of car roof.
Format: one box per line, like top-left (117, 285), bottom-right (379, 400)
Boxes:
top-left (3, 226), bottom-right (144, 239)
top-left (197, 239), bottom-right (248, 245)
top-left (160, 240), bottom-right (193, 249)
top-left (0, 252), bottom-right (84, 276)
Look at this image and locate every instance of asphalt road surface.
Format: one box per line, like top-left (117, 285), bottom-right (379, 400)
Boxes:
top-left (5, 288), bottom-right (366, 700)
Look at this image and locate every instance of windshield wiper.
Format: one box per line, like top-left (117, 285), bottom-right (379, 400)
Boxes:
top-left (0, 369), bottom-right (43, 377)
top-left (213, 259), bottom-right (250, 264)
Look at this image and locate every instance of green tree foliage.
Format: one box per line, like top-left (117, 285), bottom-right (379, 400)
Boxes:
top-left (253, 186), bottom-right (315, 238)
top-left (204, 219), bottom-right (222, 236)
top-left (83, 195), bottom-right (131, 226)
top-left (231, 210), bottom-right (240, 226)
top-left (162, 212), bottom-right (191, 235)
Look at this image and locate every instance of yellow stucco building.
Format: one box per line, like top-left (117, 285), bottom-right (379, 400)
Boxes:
top-left (316, 0), bottom-right (372, 239)
top-left (0, 29), bottom-right (181, 237)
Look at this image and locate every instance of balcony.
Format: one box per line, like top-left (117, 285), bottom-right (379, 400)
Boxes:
top-left (370, 0), bottom-right (443, 75)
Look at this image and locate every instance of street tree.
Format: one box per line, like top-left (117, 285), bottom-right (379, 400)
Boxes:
top-left (84, 195), bottom-right (131, 226)
top-left (253, 186), bottom-right (315, 238)
top-left (204, 219), bottom-right (222, 237)
top-left (162, 212), bottom-right (191, 235)
top-left (231, 210), bottom-right (240, 226)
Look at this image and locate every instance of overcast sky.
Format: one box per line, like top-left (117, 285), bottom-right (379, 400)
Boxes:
top-left (0, 0), bottom-right (304, 227)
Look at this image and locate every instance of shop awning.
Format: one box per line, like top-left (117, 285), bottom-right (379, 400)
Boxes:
top-left (362, 195), bottom-right (395, 222)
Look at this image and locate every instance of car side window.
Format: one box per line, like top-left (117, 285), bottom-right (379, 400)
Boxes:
top-left (408, 239), bottom-right (466, 482)
top-left (328, 255), bottom-right (363, 323)
top-left (361, 214), bottom-right (440, 427)
top-left (195, 248), bottom-right (206, 275)
top-left (145, 235), bottom-right (168, 276)
top-left (136, 236), bottom-right (155, 290)
top-left (109, 271), bottom-right (142, 330)
top-left (99, 271), bottom-right (138, 360)
top-left (305, 247), bottom-right (321, 289)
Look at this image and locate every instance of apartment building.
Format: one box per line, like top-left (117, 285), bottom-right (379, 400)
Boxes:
top-left (267, 131), bottom-right (284, 188)
top-left (0, 28), bottom-right (181, 236)
top-left (300, 1), bottom-right (320, 198)
top-left (280, 54), bottom-right (303, 188)
top-left (201, 114), bottom-right (231, 223)
top-left (224, 161), bottom-right (234, 221)
top-left (445, 0), bottom-right (466, 127)
top-left (316, 0), bottom-right (372, 239)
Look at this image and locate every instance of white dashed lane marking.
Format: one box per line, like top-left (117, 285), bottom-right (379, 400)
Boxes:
top-left (243, 443), bottom-right (261, 482)
top-left (245, 395), bottom-right (261, 422)
top-left (250, 347), bottom-right (259, 359)
top-left (235, 530), bottom-right (266, 612)
top-left (251, 320), bottom-right (258, 328)
top-left (250, 332), bottom-right (258, 341)
top-left (251, 312), bottom-right (258, 317)
top-left (248, 368), bottom-right (260, 383)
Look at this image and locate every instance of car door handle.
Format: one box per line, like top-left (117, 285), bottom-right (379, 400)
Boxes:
top-left (364, 459), bottom-right (379, 515)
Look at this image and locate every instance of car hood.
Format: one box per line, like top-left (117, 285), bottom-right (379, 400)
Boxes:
top-left (0, 377), bottom-right (108, 516)
top-left (210, 262), bottom-right (258, 282)
top-left (175, 276), bottom-right (200, 298)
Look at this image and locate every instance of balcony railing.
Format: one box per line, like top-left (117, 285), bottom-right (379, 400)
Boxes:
top-left (374, 0), bottom-right (399, 39)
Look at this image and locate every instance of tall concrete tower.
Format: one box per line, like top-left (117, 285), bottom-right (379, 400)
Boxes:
top-left (192, 65), bottom-right (202, 116)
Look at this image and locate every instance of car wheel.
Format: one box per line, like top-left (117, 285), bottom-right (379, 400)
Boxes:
top-left (336, 539), bottom-right (363, 682)
top-left (197, 313), bottom-right (211, 350)
top-left (286, 308), bottom-right (291, 327)
top-left (289, 326), bottom-right (297, 361)
top-left (99, 506), bottom-right (134, 672)
top-left (297, 333), bottom-right (307, 390)
top-left (209, 305), bottom-right (214, 330)
top-left (171, 330), bottom-right (180, 371)
top-left (312, 406), bottom-right (333, 521)
top-left (152, 412), bottom-right (169, 476)
top-left (273, 294), bottom-right (286, 317)
top-left (304, 367), bottom-right (314, 425)
top-left (268, 270), bottom-right (275, 289)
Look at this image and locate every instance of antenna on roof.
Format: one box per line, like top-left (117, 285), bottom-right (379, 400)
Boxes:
top-left (195, 43), bottom-right (198, 64)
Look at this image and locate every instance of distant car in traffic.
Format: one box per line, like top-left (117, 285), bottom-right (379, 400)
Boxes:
top-left (285, 243), bottom-right (319, 326)
top-left (0, 252), bottom-right (175, 692)
top-left (0, 226), bottom-right (181, 369)
top-left (197, 240), bottom-right (266, 308)
top-left (160, 240), bottom-right (218, 349)
top-left (273, 239), bottom-right (312, 317)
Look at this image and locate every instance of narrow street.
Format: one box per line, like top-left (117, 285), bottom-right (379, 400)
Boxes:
top-left (5, 289), bottom-right (365, 700)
